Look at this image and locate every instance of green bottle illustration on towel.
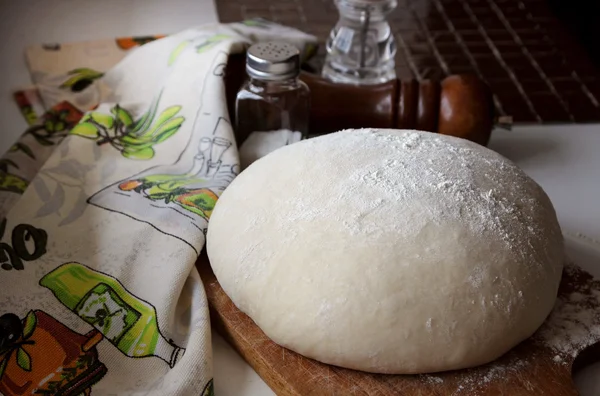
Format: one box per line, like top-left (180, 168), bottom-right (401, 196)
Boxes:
top-left (40, 262), bottom-right (184, 368)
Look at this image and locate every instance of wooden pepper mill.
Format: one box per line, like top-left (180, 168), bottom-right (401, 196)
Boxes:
top-left (224, 53), bottom-right (495, 146)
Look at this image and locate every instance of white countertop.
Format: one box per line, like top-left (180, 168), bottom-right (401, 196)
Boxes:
top-left (1, 2), bottom-right (598, 395)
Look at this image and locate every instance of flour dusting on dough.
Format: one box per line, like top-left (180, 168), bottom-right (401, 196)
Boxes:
top-left (207, 128), bottom-right (566, 375)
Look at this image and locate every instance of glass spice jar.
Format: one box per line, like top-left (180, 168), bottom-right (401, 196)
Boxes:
top-left (235, 42), bottom-right (311, 167)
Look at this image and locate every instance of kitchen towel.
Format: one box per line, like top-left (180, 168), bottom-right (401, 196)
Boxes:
top-left (0, 19), bottom-right (316, 395)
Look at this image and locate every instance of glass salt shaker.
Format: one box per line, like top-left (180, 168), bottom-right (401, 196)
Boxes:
top-left (235, 42), bottom-right (310, 165)
top-left (322, 0), bottom-right (397, 85)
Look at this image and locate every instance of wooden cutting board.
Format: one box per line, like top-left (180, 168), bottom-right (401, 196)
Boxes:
top-left (196, 252), bottom-right (600, 395)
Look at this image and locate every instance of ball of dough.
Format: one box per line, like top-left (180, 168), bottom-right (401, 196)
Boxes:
top-left (207, 129), bottom-right (564, 374)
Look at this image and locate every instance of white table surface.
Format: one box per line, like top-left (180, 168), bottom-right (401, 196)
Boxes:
top-left (0, 2), bottom-right (598, 395)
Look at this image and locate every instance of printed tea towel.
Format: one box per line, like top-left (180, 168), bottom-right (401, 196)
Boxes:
top-left (0, 20), bottom-right (316, 395)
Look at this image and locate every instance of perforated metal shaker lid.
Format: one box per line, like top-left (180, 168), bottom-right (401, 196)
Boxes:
top-left (246, 42), bottom-right (300, 81)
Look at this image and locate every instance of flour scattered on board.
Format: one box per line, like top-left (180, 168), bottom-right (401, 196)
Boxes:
top-left (417, 259), bottom-right (600, 394)
top-left (553, 355), bottom-right (563, 363)
top-left (420, 357), bottom-right (529, 394)
top-left (421, 375), bottom-right (443, 385)
top-left (535, 261), bottom-right (600, 358)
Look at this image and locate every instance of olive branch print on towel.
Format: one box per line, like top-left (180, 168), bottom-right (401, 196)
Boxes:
top-left (59, 68), bottom-right (104, 93)
top-left (9, 101), bottom-right (83, 165)
top-left (89, 117), bottom-right (237, 253)
top-left (70, 92), bottom-right (185, 160)
top-left (0, 102), bottom-right (83, 197)
top-left (0, 160), bottom-right (29, 195)
top-left (168, 34), bottom-right (231, 66)
top-left (88, 53), bottom-right (238, 253)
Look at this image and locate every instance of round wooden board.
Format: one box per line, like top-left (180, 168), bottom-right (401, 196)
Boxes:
top-left (197, 253), bottom-right (600, 395)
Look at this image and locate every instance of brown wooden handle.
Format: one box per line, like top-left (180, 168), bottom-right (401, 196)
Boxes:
top-left (415, 79), bottom-right (441, 133)
top-left (300, 71), bottom-right (397, 134)
top-left (398, 79), bottom-right (418, 129)
top-left (437, 75), bottom-right (495, 146)
top-left (225, 53), bottom-right (495, 146)
top-left (300, 72), bottom-right (495, 146)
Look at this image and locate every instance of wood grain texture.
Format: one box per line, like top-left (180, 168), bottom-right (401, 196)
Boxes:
top-left (224, 54), bottom-right (494, 146)
top-left (197, 252), bottom-right (600, 395)
top-left (415, 80), bottom-right (440, 133)
top-left (397, 79), bottom-right (419, 131)
top-left (437, 75), bottom-right (495, 146)
top-left (300, 72), bottom-right (397, 135)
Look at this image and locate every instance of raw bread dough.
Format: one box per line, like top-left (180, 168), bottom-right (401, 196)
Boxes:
top-left (207, 129), bottom-right (564, 374)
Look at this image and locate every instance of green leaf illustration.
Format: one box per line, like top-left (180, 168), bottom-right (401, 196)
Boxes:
top-left (60, 367), bottom-right (77, 382)
top-left (242, 19), bottom-right (261, 26)
top-left (196, 34), bottom-right (230, 54)
top-left (69, 68), bottom-right (104, 78)
top-left (151, 106), bottom-right (181, 130)
top-left (70, 123), bottom-right (99, 139)
top-left (241, 18), bottom-right (271, 29)
top-left (118, 135), bottom-right (154, 147)
top-left (16, 347), bottom-right (31, 371)
top-left (69, 89), bottom-right (182, 160)
top-left (143, 106), bottom-right (181, 137)
top-left (153, 117), bottom-right (184, 143)
top-left (90, 113), bottom-right (114, 129)
top-left (131, 111), bottom-right (150, 134)
top-left (0, 173), bottom-right (28, 194)
top-left (22, 310), bottom-right (37, 339)
top-left (145, 189), bottom-right (172, 201)
top-left (131, 96), bottom-right (160, 134)
top-left (123, 147), bottom-right (155, 160)
top-left (59, 75), bottom-right (85, 89)
top-left (169, 41), bottom-right (190, 65)
top-left (212, 34), bottom-right (230, 41)
top-left (111, 106), bottom-right (133, 128)
top-left (43, 120), bottom-right (55, 132)
top-left (0, 356), bottom-right (7, 379)
top-left (59, 68), bottom-right (104, 91)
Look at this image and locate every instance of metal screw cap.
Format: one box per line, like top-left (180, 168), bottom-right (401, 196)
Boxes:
top-left (246, 42), bottom-right (300, 81)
